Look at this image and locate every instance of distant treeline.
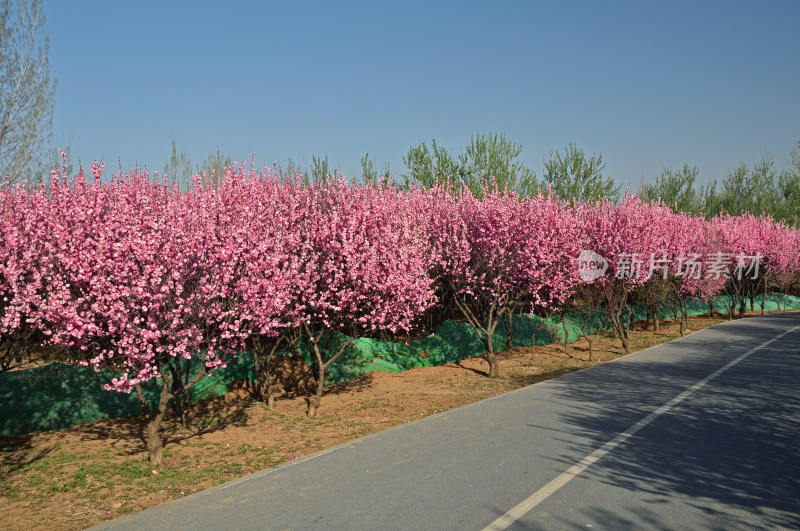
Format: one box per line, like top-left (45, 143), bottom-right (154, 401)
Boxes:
top-left (639, 154), bottom-right (800, 227)
top-left (161, 133), bottom-right (800, 227)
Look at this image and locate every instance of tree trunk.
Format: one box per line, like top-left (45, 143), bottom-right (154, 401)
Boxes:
top-left (610, 311), bottom-right (630, 355)
top-left (253, 335), bottom-right (286, 408)
top-left (307, 332), bottom-right (328, 418)
top-left (653, 313), bottom-right (660, 333)
top-left (561, 316), bottom-right (569, 356)
top-left (483, 318), bottom-right (501, 377)
top-left (482, 310), bottom-right (502, 377)
top-left (503, 312), bottom-right (520, 352)
top-left (253, 340), bottom-right (268, 402)
top-left (146, 412), bottom-right (165, 469)
top-left (452, 294), bottom-right (504, 378)
top-left (168, 360), bottom-right (186, 425)
top-left (727, 292), bottom-right (735, 320)
top-left (485, 347), bottom-right (500, 378)
top-left (307, 358), bottom-right (325, 418)
top-left (135, 374), bottom-right (173, 470)
top-left (303, 326), bottom-right (355, 417)
top-left (621, 336), bottom-right (631, 355)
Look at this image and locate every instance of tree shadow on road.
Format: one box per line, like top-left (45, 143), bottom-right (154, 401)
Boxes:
top-left (522, 313), bottom-right (800, 529)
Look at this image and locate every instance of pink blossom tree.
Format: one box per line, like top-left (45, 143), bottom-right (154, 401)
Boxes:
top-left (213, 162), bottom-right (313, 407)
top-left (708, 213), bottom-right (775, 318)
top-left (576, 195), bottom-right (671, 354)
top-left (428, 185), bottom-right (580, 376)
top-left (766, 225), bottom-right (800, 309)
top-left (0, 177), bottom-right (49, 372)
top-left (295, 180), bottom-right (437, 416)
top-left (659, 211), bottom-right (726, 333)
top-left (22, 164), bottom-right (250, 468)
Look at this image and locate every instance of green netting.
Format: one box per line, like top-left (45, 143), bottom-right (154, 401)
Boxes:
top-left (0, 355), bottom-right (255, 438)
top-left (1, 363), bottom-right (146, 437)
top-left (547, 294), bottom-right (800, 344)
top-left (2, 294), bottom-right (797, 438)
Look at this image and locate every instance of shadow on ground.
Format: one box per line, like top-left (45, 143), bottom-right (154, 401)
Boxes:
top-left (519, 313), bottom-right (800, 529)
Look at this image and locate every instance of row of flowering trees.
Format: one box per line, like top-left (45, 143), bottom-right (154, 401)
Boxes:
top-left (2, 161), bottom-right (799, 467)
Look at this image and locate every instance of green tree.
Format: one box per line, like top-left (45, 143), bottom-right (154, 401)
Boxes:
top-left (273, 157), bottom-right (303, 182)
top-left (720, 161), bottom-right (749, 215)
top-left (361, 152), bottom-right (391, 187)
top-left (718, 154), bottom-right (779, 217)
top-left (162, 138), bottom-right (193, 190)
top-left (458, 132), bottom-right (537, 196)
top-left (402, 138), bottom-right (462, 190)
top-left (307, 155), bottom-right (341, 183)
top-left (198, 150), bottom-right (232, 186)
top-left (641, 163), bottom-right (700, 214)
top-left (543, 143), bottom-right (619, 203)
top-left (747, 153), bottom-right (779, 217)
top-left (698, 179), bottom-right (723, 217)
top-left (776, 144), bottom-right (800, 227)
top-left (162, 142), bottom-right (233, 189)
top-left (402, 132), bottom-right (537, 197)
top-left (0, 0), bottom-right (56, 184)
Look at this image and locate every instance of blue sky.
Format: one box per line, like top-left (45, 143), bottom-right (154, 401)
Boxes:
top-left (46, 0), bottom-right (800, 188)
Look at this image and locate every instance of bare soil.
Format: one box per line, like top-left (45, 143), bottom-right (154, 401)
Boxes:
top-left (0, 312), bottom-right (779, 530)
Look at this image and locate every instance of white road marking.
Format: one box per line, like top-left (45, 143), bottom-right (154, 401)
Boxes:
top-left (483, 322), bottom-right (800, 531)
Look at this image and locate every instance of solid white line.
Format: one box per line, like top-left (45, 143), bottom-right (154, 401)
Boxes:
top-left (482, 322), bottom-right (800, 531)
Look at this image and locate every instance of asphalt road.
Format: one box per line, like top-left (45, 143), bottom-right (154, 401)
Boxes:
top-left (91, 312), bottom-right (800, 531)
